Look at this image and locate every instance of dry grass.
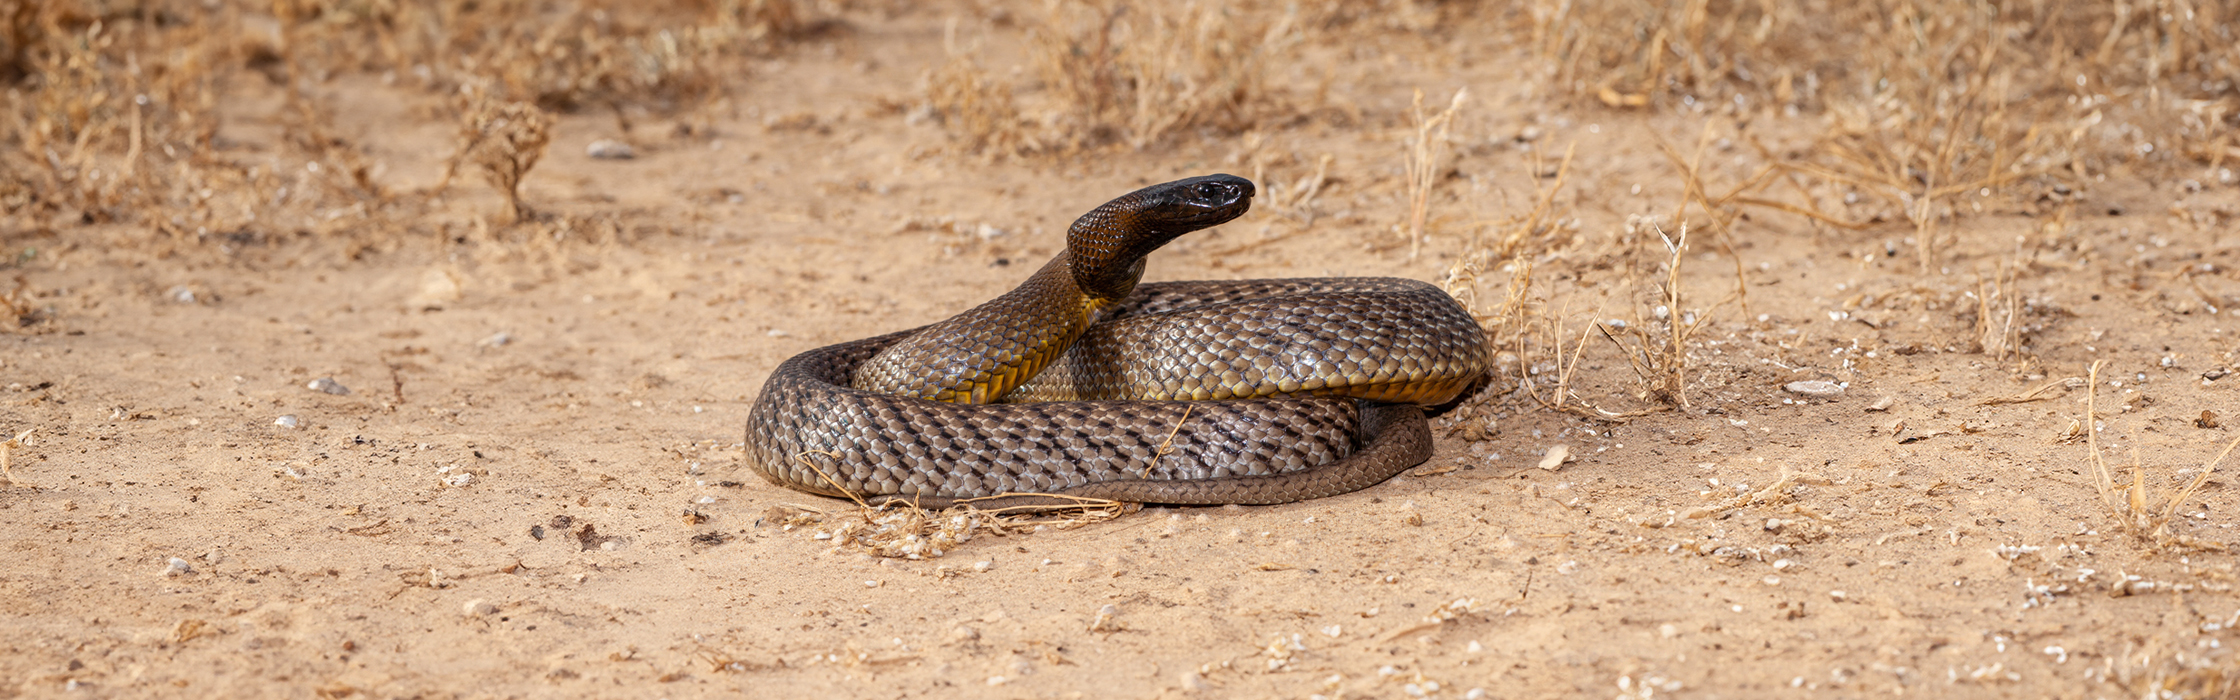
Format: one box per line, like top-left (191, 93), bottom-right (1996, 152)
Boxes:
top-left (1400, 88), bottom-right (1466, 259)
top-left (1972, 254), bottom-right (2024, 363)
top-left (2083, 360), bottom-right (2240, 548)
top-left (1599, 221), bottom-right (1699, 409)
top-left (921, 49), bottom-right (1035, 156)
top-left (922, 0), bottom-right (1315, 156)
top-left (282, 0), bottom-right (805, 112)
top-left (1532, 0), bottom-right (2236, 271)
top-left (0, 0), bottom-right (806, 253)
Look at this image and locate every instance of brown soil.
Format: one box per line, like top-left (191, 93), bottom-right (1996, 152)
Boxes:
top-left (7, 3), bottom-right (2240, 698)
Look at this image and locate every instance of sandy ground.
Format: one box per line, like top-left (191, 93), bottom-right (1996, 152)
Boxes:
top-left (8, 4), bottom-right (2240, 699)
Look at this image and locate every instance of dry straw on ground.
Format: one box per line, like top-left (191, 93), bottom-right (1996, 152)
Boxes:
top-left (2083, 360), bottom-right (2240, 549)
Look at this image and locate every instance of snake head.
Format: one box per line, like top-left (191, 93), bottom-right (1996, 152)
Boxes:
top-left (1154, 174), bottom-right (1257, 228)
top-left (1070, 174), bottom-right (1255, 301)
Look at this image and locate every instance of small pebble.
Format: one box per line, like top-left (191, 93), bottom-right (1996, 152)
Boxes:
top-left (480, 332), bottom-right (512, 347)
top-left (1865, 395), bottom-right (1896, 411)
top-left (306, 377), bottom-right (351, 395)
top-left (273, 415), bottom-right (300, 429)
top-left (462, 598), bottom-right (499, 616)
top-left (166, 286), bottom-right (198, 304)
top-left (585, 139), bottom-right (636, 159)
top-left (163, 557), bottom-right (194, 576)
top-left (1536, 445), bottom-right (1571, 471)
top-left (1179, 671), bottom-right (1209, 692)
top-left (1783, 380), bottom-right (1844, 398)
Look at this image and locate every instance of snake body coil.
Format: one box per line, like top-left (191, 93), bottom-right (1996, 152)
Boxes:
top-left (746, 175), bottom-right (1487, 507)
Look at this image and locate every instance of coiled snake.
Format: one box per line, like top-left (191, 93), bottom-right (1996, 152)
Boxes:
top-left (745, 175), bottom-right (1487, 507)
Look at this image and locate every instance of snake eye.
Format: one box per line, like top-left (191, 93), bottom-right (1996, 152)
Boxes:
top-left (1194, 182), bottom-right (1226, 200)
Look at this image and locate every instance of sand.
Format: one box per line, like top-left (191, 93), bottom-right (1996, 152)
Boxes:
top-left (6, 3), bottom-right (2240, 698)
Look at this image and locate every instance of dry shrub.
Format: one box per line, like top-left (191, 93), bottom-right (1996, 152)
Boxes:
top-left (923, 52), bottom-right (1036, 156)
top-left (442, 95), bottom-right (554, 223)
top-left (0, 1), bottom-right (262, 237)
top-left (282, 0), bottom-right (806, 112)
top-left (1, 0), bottom-right (812, 256)
top-left (923, 0), bottom-right (1308, 156)
top-left (1036, 0), bottom-right (1299, 149)
top-left (1531, 0), bottom-right (1841, 112)
top-left (1531, 0), bottom-right (2239, 270)
top-left (1, 274), bottom-right (47, 330)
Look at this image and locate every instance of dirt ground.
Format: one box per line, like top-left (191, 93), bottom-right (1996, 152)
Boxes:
top-left (7, 2), bottom-right (2240, 698)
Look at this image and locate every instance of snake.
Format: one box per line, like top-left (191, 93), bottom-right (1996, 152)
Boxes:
top-left (744, 174), bottom-right (1487, 507)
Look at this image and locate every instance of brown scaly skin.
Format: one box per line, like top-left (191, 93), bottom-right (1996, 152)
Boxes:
top-left (745, 174), bottom-right (1486, 507)
top-left (850, 175), bottom-right (1256, 403)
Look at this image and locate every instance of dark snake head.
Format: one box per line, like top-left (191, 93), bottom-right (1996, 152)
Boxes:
top-left (1069, 174), bottom-right (1255, 301)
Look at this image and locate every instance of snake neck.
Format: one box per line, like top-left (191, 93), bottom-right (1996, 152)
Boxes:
top-left (849, 252), bottom-right (1118, 403)
top-left (849, 174), bottom-right (1252, 405)
top-left (1065, 175), bottom-right (1252, 301)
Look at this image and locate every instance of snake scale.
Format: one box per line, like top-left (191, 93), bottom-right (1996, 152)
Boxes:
top-left (745, 174), bottom-right (1487, 507)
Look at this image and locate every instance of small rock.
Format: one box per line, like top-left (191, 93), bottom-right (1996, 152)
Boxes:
top-left (407, 268), bottom-right (462, 309)
top-left (1536, 445), bottom-right (1571, 471)
top-left (462, 598), bottom-right (498, 616)
top-left (307, 378), bottom-right (351, 395)
top-left (1865, 395), bottom-right (1896, 412)
top-left (1089, 604), bottom-right (1121, 632)
top-left (163, 557), bottom-right (194, 576)
top-left (166, 286), bottom-right (199, 304)
top-left (1179, 671), bottom-right (1209, 692)
top-left (273, 415), bottom-right (300, 429)
top-left (586, 139), bottom-right (636, 159)
top-left (479, 332), bottom-right (512, 347)
top-left (1783, 380), bottom-right (1845, 399)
